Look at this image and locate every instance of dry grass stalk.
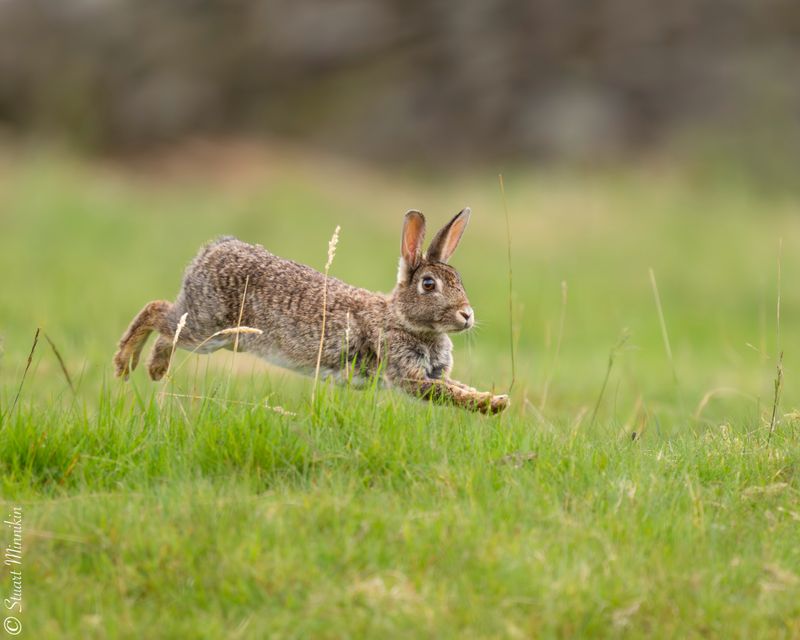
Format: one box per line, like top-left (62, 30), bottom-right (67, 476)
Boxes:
top-left (693, 387), bottom-right (754, 421)
top-left (44, 332), bottom-right (75, 395)
top-left (498, 174), bottom-right (516, 392)
top-left (164, 312), bottom-right (188, 380)
top-left (233, 275), bottom-right (250, 355)
top-left (590, 329), bottom-right (630, 425)
top-left (569, 406), bottom-right (590, 440)
top-left (649, 268), bottom-right (678, 385)
top-left (523, 397), bottom-right (549, 426)
top-left (165, 325), bottom-right (263, 382)
top-left (776, 238), bottom-right (782, 349)
top-left (312, 225), bottom-right (340, 404)
top-left (227, 275), bottom-right (251, 399)
top-left (164, 392), bottom-right (295, 417)
top-left (159, 314), bottom-right (263, 411)
top-left (158, 312), bottom-right (188, 407)
top-left (344, 310), bottom-right (351, 380)
top-left (7, 327), bottom-right (40, 418)
top-left (768, 352), bottom-right (784, 443)
top-left (203, 326), bottom-right (262, 341)
top-left (768, 239), bottom-right (783, 443)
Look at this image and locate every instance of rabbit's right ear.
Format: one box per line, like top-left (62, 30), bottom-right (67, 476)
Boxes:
top-left (398, 210), bottom-right (426, 283)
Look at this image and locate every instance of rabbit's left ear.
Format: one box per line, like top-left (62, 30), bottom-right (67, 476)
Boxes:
top-left (398, 210), bottom-right (427, 283)
top-left (427, 207), bottom-right (471, 263)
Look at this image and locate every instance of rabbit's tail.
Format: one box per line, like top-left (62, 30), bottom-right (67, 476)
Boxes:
top-left (113, 300), bottom-right (175, 379)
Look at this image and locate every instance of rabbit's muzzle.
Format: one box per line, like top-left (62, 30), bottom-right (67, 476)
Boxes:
top-left (457, 305), bottom-right (475, 331)
top-left (446, 304), bottom-right (475, 332)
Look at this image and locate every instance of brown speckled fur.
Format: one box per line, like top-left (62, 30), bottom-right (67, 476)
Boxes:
top-left (113, 209), bottom-right (509, 414)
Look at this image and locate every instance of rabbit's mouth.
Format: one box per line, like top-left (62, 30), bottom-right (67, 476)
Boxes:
top-left (435, 317), bottom-right (473, 334)
top-left (449, 318), bottom-right (475, 333)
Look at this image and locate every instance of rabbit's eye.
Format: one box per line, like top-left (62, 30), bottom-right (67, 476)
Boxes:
top-left (421, 277), bottom-right (436, 292)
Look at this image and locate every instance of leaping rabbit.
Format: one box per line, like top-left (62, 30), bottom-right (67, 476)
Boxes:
top-left (113, 208), bottom-right (509, 414)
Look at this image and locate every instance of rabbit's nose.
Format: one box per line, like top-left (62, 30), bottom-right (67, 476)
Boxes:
top-left (459, 307), bottom-right (474, 323)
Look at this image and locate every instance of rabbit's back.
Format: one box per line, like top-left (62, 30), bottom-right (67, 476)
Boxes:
top-left (175, 237), bottom-right (387, 372)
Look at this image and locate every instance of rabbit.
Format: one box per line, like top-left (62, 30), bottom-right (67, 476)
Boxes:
top-left (113, 208), bottom-right (510, 414)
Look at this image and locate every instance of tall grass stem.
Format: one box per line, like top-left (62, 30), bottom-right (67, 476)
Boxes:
top-left (7, 327), bottom-right (40, 418)
top-left (768, 238), bottom-right (784, 443)
top-left (498, 174), bottom-right (516, 392)
top-left (312, 225), bottom-right (341, 405)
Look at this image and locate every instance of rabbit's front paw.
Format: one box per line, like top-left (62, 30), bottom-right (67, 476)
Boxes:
top-left (468, 391), bottom-right (509, 414)
top-left (488, 394), bottom-right (510, 414)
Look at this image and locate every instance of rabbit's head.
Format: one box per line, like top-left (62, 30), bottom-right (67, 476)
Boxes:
top-left (393, 208), bottom-right (475, 334)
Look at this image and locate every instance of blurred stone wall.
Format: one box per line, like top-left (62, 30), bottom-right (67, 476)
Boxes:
top-left (0, 0), bottom-right (798, 162)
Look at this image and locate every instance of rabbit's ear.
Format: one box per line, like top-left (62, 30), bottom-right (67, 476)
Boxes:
top-left (426, 207), bottom-right (471, 263)
top-left (398, 210), bottom-right (426, 282)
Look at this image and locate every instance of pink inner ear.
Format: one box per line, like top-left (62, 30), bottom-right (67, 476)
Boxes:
top-left (439, 216), bottom-right (468, 261)
top-left (402, 213), bottom-right (425, 265)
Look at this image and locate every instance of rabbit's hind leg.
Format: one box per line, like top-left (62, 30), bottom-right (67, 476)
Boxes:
top-left (147, 335), bottom-right (174, 381)
top-left (113, 300), bottom-right (174, 379)
top-left (148, 322), bottom-right (228, 381)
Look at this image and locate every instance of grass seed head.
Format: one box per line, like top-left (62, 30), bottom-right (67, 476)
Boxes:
top-left (326, 225), bottom-right (341, 272)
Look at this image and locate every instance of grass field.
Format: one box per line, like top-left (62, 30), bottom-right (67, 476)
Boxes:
top-left (1, 144), bottom-right (799, 638)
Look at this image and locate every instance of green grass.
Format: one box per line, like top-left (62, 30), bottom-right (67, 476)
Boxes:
top-left (1, 145), bottom-right (799, 638)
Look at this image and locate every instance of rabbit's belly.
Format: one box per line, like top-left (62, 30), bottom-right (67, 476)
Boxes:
top-left (249, 343), bottom-right (373, 386)
top-left (250, 344), bottom-right (314, 376)
top-left (195, 336), bottom-right (233, 354)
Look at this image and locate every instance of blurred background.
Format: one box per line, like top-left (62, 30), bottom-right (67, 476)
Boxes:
top-left (3, 7), bottom-right (800, 636)
top-left (1, 0), bottom-right (799, 419)
top-left (0, 0), bottom-right (799, 176)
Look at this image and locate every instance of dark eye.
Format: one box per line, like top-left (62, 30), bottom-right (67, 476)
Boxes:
top-left (421, 276), bottom-right (436, 292)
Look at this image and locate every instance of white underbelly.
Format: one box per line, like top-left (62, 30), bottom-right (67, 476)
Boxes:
top-left (252, 344), bottom-right (374, 387)
top-left (252, 345), bottom-right (315, 376)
